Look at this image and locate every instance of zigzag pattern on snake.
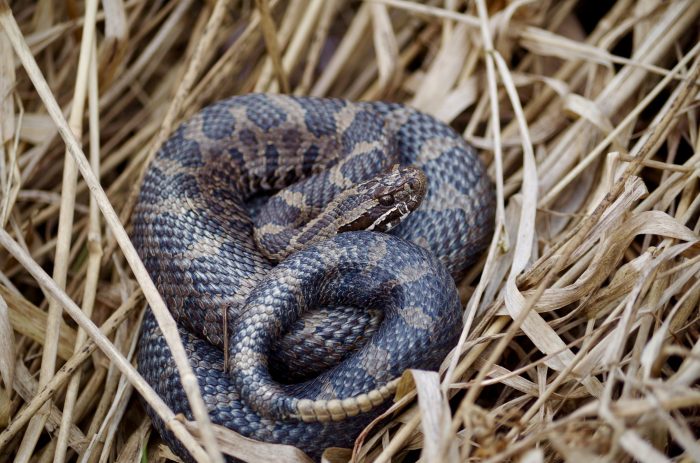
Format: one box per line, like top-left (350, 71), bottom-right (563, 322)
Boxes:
top-left (132, 94), bottom-right (495, 461)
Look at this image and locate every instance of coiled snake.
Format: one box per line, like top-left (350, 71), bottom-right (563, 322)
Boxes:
top-left (133, 94), bottom-right (495, 461)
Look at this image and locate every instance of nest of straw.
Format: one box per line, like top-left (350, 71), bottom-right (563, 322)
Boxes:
top-left (1, 0), bottom-right (699, 462)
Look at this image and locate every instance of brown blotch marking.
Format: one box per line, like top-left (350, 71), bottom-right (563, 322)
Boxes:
top-left (381, 106), bottom-right (413, 131)
top-left (411, 235), bottom-right (431, 250)
top-left (346, 140), bottom-right (386, 160)
top-left (316, 240), bottom-right (343, 268)
top-left (267, 94), bottom-right (308, 125)
top-left (277, 189), bottom-right (307, 209)
top-left (422, 181), bottom-right (477, 214)
top-left (365, 238), bottom-right (389, 267)
top-left (393, 264), bottom-right (429, 285)
top-left (181, 113), bottom-right (207, 144)
top-left (255, 222), bottom-right (286, 237)
top-left (232, 349), bottom-right (266, 373)
top-left (285, 220), bottom-right (339, 262)
top-left (328, 163), bottom-right (354, 189)
top-left (230, 97), bottom-right (345, 190)
top-left (179, 234), bottom-right (226, 264)
top-left (399, 306), bottom-right (433, 331)
top-left (358, 343), bottom-right (392, 383)
top-left (416, 136), bottom-right (464, 164)
top-left (299, 315), bottom-right (319, 338)
top-left (333, 104), bottom-right (363, 134)
top-left (286, 273), bottom-right (308, 320)
top-left (152, 157), bottom-right (200, 176)
top-left (227, 105), bottom-right (267, 175)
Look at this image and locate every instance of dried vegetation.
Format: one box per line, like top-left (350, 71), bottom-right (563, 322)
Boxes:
top-left (0, 0), bottom-right (699, 462)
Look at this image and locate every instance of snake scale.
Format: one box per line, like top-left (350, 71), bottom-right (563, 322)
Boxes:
top-left (133, 94), bottom-right (495, 461)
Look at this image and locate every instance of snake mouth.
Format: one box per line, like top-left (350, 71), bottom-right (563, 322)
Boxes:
top-left (365, 200), bottom-right (412, 232)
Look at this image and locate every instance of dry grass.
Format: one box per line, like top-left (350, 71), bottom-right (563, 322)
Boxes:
top-left (0, 1), bottom-right (699, 462)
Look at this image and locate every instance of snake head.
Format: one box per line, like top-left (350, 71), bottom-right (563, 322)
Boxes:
top-left (338, 165), bottom-right (427, 233)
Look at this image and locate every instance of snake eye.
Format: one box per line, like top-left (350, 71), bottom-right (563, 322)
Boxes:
top-left (378, 194), bottom-right (394, 206)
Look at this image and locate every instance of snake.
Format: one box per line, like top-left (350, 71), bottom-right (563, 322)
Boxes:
top-left (132, 93), bottom-right (495, 461)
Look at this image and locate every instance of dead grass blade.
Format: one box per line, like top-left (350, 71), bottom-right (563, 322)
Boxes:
top-left (0, 294), bottom-right (14, 390)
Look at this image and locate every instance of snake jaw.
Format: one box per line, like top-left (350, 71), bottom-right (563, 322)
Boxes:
top-left (366, 203), bottom-right (408, 232)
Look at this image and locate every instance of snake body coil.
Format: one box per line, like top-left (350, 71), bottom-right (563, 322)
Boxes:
top-left (133, 94), bottom-right (495, 461)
